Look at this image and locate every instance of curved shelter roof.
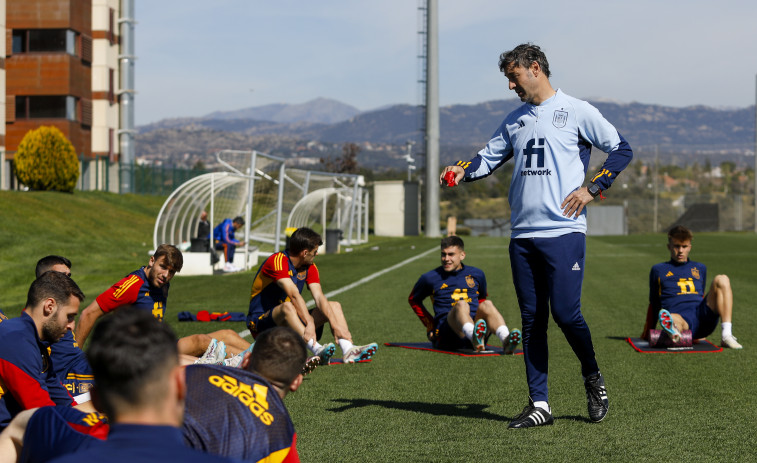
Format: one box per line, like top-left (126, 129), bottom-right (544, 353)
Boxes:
top-left (153, 150), bottom-right (369, 260)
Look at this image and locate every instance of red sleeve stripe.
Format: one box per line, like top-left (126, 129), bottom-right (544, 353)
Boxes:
top-left (112, 275), bottom-right (141, 299)
top-left (69, 421), bottom-right (110, 440)
top-left (273, 253), bottom-right (285, 272)
top-left (280, 432), bottom-right (300, 463)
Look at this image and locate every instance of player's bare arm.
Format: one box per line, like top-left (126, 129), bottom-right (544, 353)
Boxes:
top-left (561, 186), bottom-right (594, 218)
top-left (73, 400), bottom-right (98, 414)
top-left (75, 300), bottom-right (105, 347)
top-left (439, 165), bottom-right (464, 186)
top-left (275, 278), bottom-right (317, 342)
top-left (0, 408), bottom-right (38, 463)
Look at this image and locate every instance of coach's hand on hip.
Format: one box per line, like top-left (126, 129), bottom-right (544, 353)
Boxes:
top-left (561, 187), bottom-right (594, 218)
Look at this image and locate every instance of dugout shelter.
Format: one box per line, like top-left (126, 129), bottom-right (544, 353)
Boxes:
top-left (153, 150), bottom-right (369, 275)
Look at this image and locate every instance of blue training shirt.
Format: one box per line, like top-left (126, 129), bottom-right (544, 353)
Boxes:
top-left (0, 313), bottom-right (74, 429)
top-left (461, 89), bottom-right (633, 238)
top-left (408, 264), bottom-right (488, 331)
top-left (48, 424), bottom-right (238, 463)
top-left (182, 364), bottom-right (299, 462)
top-left (649, 259), bottom-right (707, 315)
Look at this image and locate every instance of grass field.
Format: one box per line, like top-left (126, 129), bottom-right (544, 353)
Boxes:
top-left (2, 191), bottom-right (756, 461)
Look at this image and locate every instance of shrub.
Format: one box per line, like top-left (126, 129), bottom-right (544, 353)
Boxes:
top-left (15, 126), bottom-right (80, 192)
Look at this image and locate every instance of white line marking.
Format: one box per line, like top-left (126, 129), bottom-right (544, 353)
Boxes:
top-left (238, 246), bottom-right (437, 338)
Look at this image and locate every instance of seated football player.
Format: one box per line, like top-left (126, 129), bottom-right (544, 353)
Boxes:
top-left (76, 244), bottom-right (253, 363)
top-left (408, 236), bottom-right (521, 353)
top-left (246, 227), bottom-right (377, 364)
top-left (642, 225), bottom-right (742, 349)
top-left (0, 320), bottom-right (304, 462)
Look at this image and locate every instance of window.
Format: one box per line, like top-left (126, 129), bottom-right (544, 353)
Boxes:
top-left (15, 96), bottom-right (78, 120)
top-left (11, 29), bottom-right (78, 55)
top-left (109, 68), bottom-right (115, 104)
top-left (109, 8), bottom-right (116, 44)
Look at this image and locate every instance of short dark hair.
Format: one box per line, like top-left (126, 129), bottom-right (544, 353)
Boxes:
top-left (668, 225), bottom-right (693, 242)
top-left (153, 244), bottom-right (183, 272)
top-left (499, 43), bottom-right (551, 78)
top-left (35, 255), bottom-right (72, 278)
top-left (288, 227), bottom-right (323, 255)
top-left (26, 271), bottom-right (85, 309)
top-left (248, 327), bottom-right (307, 387)
top-left (440, 236), bottom-right (464, 251)
top-left (86, 308), bottom-right (179, 418)
top-left (233, 216), bottom-right (245, 225)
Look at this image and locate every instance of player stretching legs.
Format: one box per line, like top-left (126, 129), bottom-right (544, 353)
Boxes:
top-left (246, 227), bottom-right (377, 365)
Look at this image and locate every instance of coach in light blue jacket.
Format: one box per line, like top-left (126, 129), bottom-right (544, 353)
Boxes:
top-left (441, 43), bottom-right (632, 429)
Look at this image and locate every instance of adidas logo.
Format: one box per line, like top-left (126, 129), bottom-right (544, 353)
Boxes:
top-left (572, 262), bottom-right (581, 271)
top-left (528, 410), bottom-right (550, 425)
top-left (665, 271), bottom-right (674, 277)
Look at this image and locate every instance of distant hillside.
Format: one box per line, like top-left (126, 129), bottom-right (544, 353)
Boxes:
top-left (203, 97), bottom-right (361, 124)
top-left (137, 99), bottom-right (756, 168)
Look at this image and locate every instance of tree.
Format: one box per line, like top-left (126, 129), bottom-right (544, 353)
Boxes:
top-left (320, 143), bottom-right (360, 174)
top-left (15, 126), bottom-right (79, 192)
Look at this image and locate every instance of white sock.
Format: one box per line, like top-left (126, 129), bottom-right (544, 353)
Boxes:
top-left (462, 322), bottom-right (474, 340)
top-left (533, 401), bottom-right (551, 414)
top-left (338, 338), bottom-right (354, 354)
top-left (495, 325), bottom-right (510, 344)
top-left (307, 338), bottom-right (323, 355)
top-left (722, 322), bottom-right (733, 338)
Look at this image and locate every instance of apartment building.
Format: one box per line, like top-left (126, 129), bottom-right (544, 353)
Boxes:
top-left (2, 0), bottom-right (125, 191)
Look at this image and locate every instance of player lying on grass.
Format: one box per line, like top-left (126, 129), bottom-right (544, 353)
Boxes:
top-left (246, 227), bottom-right (377, 364)
top-left (409, 236), bottom-right (521, 353)
top-left (75, 244), bottom-right (253, 364)
top-left (642, 225), bottom-right (742, 349)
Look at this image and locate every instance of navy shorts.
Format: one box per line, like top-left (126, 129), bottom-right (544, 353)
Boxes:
top-left (678, 298), bottom-right (719, 338)
top-left (432, 318), bottom-right (489, 351)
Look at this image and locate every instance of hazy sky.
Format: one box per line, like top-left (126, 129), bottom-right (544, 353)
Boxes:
top-left (136, 0), bottom-right (757, 125)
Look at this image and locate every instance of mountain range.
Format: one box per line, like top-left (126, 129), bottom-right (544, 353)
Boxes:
top-left (137, 97), bottom-right (757, 169)
top-left (202, 97), bottom-right (361, 124)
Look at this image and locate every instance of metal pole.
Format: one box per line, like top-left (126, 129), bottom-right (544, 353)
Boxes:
top-left (274, 163), bottom-right (286, 252)
top-left (346, 182), bottom-right (359, 245)
top-left (364, 190), bottom-right (370, 242)
top-left (210, 174), bottom-right (215, 268)
top-left (424, 0), bottom-right (440, 237)
top-left (244, 151), bottom-right (257, 270)
top-left (653, 145), bottom-right (659, 233)
top-left (118, 0), bottom-right (136, 193)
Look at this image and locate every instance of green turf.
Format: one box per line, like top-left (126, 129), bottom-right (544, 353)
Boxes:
top-left (1, 190), bottom-right (755, 461)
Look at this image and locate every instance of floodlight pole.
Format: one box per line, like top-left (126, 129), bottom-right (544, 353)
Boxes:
top-left (424, 0), bottom-right (440, 237)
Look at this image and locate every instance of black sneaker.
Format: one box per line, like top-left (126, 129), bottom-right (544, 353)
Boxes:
top-left (584, 372), bottom-right (609, 422)
top-left (508, 398), bottom-right (554, 429)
